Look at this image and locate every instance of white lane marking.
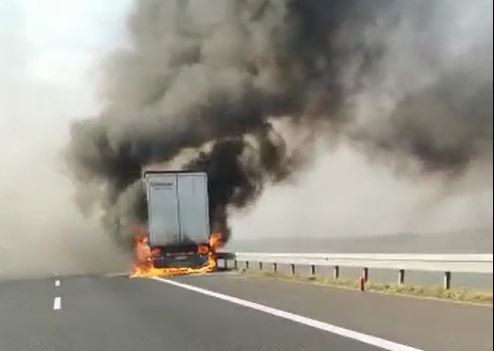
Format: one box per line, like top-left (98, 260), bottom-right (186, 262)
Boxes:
top-left (153, 278), bottom-right (423, 351)
top-left (105, 272), bottom-right (128, 277)
top-left (55, 280), bottom-right (60, 287)
top-left (53, 297), bottom-right (61, 311)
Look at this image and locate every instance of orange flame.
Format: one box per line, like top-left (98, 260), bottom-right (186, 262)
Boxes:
top-left (129, 231), bottom-right (223, 278)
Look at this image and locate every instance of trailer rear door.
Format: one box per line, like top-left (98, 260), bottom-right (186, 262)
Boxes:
top-left (177, 173), bottom-right (209, 244)
top-left (146, 173), bottom-right (180, 246)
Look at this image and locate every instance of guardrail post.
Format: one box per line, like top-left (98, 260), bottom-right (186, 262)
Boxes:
top-left (311, 264), bottom-right (316, 276)
top-left (444, 271), bottom-right (451, 290)
top-left (259, 262), bottom-right (263, 270)
top-left (398, 269), bottom-right (405, 285)
top-left (273, 263), bottom-right (278, 273)
top-left (246, 260), bottom-right (249, 269)
top-left (290, 264), bottom-right (296, 276)
top-left (359, 276), bottom-right (365, 291)
top-left (362, 267), bottom-right (369, 282)
top-left (234, 260), bottom-right (238, 270)
top-left (333, 266), bottom-right (340, 280)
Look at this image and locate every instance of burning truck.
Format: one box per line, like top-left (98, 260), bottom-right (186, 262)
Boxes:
top-left (131, 171), bottom-right (223, 278)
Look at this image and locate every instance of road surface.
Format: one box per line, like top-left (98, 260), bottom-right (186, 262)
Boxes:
top-left (0, 272), bottom-right (491, 351)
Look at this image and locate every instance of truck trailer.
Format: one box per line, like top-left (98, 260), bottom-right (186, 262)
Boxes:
top-left (143, 170), bottom-right (212, 268)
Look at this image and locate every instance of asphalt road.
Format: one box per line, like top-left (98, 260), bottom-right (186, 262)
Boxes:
top-left (0, 272), bottom-right (491, 351)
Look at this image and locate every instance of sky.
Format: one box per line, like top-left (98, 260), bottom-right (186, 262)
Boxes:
top-left (0, 0), bottom-right (130, 85)
top-left (0, 0), bottom-right (132, 153)
top-left (0, 0), bottom-right (492, 274)
top-left (0, 0), bottom-right (133, 206)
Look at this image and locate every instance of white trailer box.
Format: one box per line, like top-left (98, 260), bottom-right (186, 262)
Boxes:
top-left (143, 171), bottom-right (210, 248)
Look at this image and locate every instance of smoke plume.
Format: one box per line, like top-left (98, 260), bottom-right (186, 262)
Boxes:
top-left (66, 0), bottom-right (493, 243)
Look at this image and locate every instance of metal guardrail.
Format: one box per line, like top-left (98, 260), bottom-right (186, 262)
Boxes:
top-left (217, 252), bottom-right (493, 289)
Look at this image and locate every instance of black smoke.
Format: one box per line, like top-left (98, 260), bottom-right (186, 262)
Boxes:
top-left (66, 0), bottom-right (493, 243)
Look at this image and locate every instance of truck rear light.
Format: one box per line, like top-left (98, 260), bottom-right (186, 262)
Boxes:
top-left (197, 245), bottom-right (209, 255)
top-left (151, 248), bottom-right (161, 257)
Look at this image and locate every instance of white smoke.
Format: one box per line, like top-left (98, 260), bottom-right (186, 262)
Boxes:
top-left (0, 0), bottom-right (131, 278)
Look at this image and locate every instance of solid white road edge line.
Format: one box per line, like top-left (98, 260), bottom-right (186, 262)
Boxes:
top-left (53, 297), bottom-right (61, 311)
top-left (152, 277), bottom-right (423, 351)
top-left (55, 280), bottom-right (60, 287)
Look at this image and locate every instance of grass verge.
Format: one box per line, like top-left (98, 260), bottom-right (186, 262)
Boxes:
top-left (239, 269), bottom-right (493, 305)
